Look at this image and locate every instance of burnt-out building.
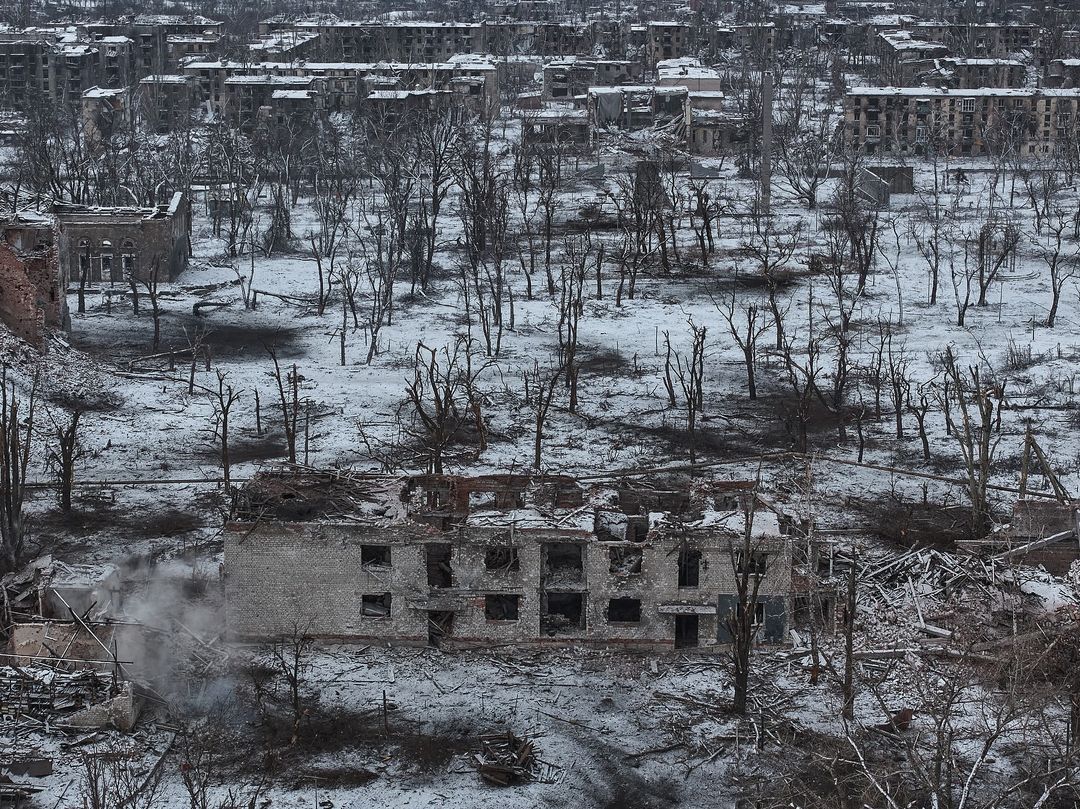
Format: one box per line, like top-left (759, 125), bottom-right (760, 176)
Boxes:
top-left (224, 471), bottom-right (794, 651)
top-left (54, 192), bottom-right (190, 284)
top-left (0, 213), bottom-right (67, 346)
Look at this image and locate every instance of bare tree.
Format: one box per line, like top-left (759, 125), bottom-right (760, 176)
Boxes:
top-left (741, 208), bottom-right (801, 350)
top-left (667, 320), bottom-right (707, 464)
top-left (774, 104), bottom-right (838, 210)
top-left (952, 236), bottom-right (979, 327)
top-left (138, 258), bottom-right (164, 351)
top-left (725, 493), bottom-right (763, 715)
top-left (939, 348), bottom-right (1001, 536)
top-left (267, 348), bottom-right (299, 465)
top-left (1035, 209), bottom-right (1079, 327)
top-left (557, 235), bottom-right (589, 411)
top-left (403, 339), bottom-right (488, 473)
top-left (908, 192), bottom-right (954, 306)
top-left (526, 359), bottom-right (564, 470)
top-left (716, 276), bottom-right (771, 400)
top-left (45, 405), bottom-right (83, 513)
top-left (0, 366), bottom-right (34, 575)
top-left (974, 216), bottom-right (1022, 307)
top-left (268, 620), bottom-right (313, 746)
top-left (210, 370), bottom-right (242, 485)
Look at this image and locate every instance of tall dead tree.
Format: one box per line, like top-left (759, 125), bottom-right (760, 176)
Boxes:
top-left (668, 320), bottom-right (707, 464)
top-left (716, 277), bottom-right (770, 400)
top-left (939, 348), bottom-right (1001, 537)
top-left (558, 235), bottom-right (590, 412)
top-left (267, 348), bottom-right (299, 465)
top-left (0, 366), bottom-right (35, 575)
top-left (403, 339), bottom-right (488, 473)
top-left (726, 493), bottom-right (763, 715)
top-left (527, 360), bottom-right (564, 470)
top-left (46, 406), bottom-right (82, 513)
top-left (974, 216), bottom-right (1021, 307)
top-left (1036, 210), bottom-right (1078, 327)
top-left (741, 210), bottom-right (801, 350)
top-left (210, 370), bottom-right (241, 485)
top-left (269, 620), bottom-right (314, 746)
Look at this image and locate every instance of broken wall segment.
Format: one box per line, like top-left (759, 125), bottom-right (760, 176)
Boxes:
top-left (0, 219), bottom-right (66, 346)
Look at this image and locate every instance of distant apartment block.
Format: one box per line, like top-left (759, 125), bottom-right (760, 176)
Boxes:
top-left (845, 86), bottom-right (1080, 157)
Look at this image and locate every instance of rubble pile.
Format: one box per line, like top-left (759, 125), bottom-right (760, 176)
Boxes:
top-left (473, 732), bottom-right (543, 786)
top-left (0, 666), bottom-right (113, 720)
top-left (850, 544), bottom-right (1079, 658)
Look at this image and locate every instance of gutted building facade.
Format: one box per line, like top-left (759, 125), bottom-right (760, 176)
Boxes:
top-left (845, 87), bottom-right (1080, 157)
top-left (224, 471), bottom-right (794, 651)
top-left (54, 192), bottom-right (190, 284)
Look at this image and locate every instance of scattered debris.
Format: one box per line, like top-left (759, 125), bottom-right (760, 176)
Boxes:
top-left (473, 732), bottom-right (542, 786)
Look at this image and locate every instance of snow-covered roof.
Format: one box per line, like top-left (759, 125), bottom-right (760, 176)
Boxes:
top-left (82, 87), bottom-right (125, 98)
top-left (139, 74), bottom-right (192, 83)
top-left (848, 86), bottom-right (1080, 97)
top-left (589, 84), bottom-right (688, 94)
top-left (272, 89), bottom-right (316, 99)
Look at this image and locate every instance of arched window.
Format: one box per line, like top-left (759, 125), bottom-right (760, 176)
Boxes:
top-left (121, 239), bottom-right (136, 278)
top-left (78, 239), bottom-right (91, 279)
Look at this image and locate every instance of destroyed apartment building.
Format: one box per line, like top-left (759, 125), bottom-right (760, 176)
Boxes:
top-left (224, 471), bottom-right (794, 650)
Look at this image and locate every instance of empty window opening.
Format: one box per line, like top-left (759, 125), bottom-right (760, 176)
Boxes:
top-left (425, 486), bottom-right (450, 509)
top-left (674, 614), bottom-right (699, 649)
top-left (737, 601), bottom-right (766, 627)
top-left (626, 516), bottom-right (649, 542)
top-left (427, 610), bottom-right (453, 647)
top-left (609, 547), bottom-right (642, 576)
top-left (485, 594), bottom-right (520, 621)
top-left (794, 595), bottom-right (833, 628)
top-left (361, 592), bottom-right (392, 618)
top-left (543, 543), bottom-right (583, 585)
top-left (607, 597), bottom-right (641, 623)
top-left (361, 544), bottom-right (391, 567)
top-left (484, 546), bottom-right (520, 572)
top-left (542, 592), bottom-right (585, 634)
top-left (495, 489), bottom-right (525, 509)
top-left (736, 551), bottom-right (768, 576)
top-left (469, 490), bottom-right (497, 510)
top-left (677, 548), bottom-right (702, 587)
top-left (426, 543), bottom-right (453, 588)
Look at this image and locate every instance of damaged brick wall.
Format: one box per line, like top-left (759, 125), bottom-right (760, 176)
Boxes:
top-left (0, 240), bottom-right (65, 346)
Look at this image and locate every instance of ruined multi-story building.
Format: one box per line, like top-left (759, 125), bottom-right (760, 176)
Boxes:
top-left (909, 22), bottom-right (1040, 59)
top-left (53, 192), bottom-right (190, 284)
top-left (181, 58), bottom-right (499, 119)
top-left (918, 57), bottom-right (1027, 89)
top-left (589, 84), bottom-right (690, 136)
top-left (224, 472), bottom-right (794, 650)
top-left (86, 15), bottom-right (225, 77)
top-left (845, 86), bottom-right (1080, 157)
top-left (542, 57), bottom-right (640, 101)
top-left (876, 29), bottom-right (950, 85)
top-left (137, 74), bottom-right (197, 134)
top-left (0, 213), bottom-right (67, 346)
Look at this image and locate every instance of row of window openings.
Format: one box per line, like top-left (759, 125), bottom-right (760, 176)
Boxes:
top-left (860, 123), bottom-right (1063, 142)
top-left (79, 253), bottom-right (136, 281)
top-left (366, 593), bottom-right (768, 628)
top-left (362, 543), bottom-right (767, 588)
